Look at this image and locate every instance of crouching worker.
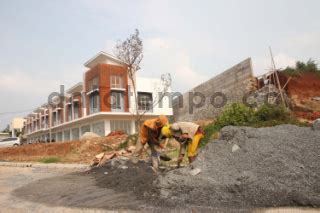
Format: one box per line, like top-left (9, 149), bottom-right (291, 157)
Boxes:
top-left (161, 122), bottom-right (204, 168)
top-left (133, 115), bottom-right (168, 170)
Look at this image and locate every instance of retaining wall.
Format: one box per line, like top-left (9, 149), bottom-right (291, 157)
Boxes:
top-left (173, 58), bottom-right (254, 121)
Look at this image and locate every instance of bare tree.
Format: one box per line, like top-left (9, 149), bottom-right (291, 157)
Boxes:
top-left (114, 29), bottom-right (172, 131)
top-left (114, 29), bottom-right (143, 130)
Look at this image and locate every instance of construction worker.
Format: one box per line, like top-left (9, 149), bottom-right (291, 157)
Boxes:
top-left (133, 115), bottom-right (168, 170)
top-left (161, 122), bottom-right (204, 168)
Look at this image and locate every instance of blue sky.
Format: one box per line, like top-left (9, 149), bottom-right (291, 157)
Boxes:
top-left (0, 0), bottom-right (319, 129)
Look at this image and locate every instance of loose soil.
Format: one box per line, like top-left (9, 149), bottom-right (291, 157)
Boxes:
top-left (282, 72), bottom-right (320, 121)
top-left (0, 135), bottom-right (128, 163)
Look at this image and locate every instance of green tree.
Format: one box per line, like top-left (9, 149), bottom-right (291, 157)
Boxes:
top-left (2, 125), bottom-right (10, 133)
top-left (283, 59), bottom-right (319, 76)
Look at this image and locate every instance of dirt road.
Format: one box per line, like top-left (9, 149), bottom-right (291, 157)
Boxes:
top-left (0, 166), bottom-right (110, 212)
top-left (0, 166), bottom-right (319, 212)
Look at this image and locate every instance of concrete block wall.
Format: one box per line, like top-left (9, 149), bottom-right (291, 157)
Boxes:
top-left (173, 58), bottom-right (254, 122)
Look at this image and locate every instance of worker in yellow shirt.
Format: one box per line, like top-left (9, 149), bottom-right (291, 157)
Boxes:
top-left (161, 122), bottom-right (204, 168)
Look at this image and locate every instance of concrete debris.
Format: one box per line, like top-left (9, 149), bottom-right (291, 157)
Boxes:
top-left (120, 165), bottom-right (128, 170)
top-left (107, 130), bottom-right (126, 136)
top-left (127, 146), bottom-right (136, 153)
top-left (311, 96), bottom-right (320, 101)
top-left (118, 156), bottom-right (129, 161)
top-left (91, 145), bottom-right (134, 167)
top-left (189, 168), bottom-right (201, 176)
top-left (98, 153), bottom-right (116, 166)
top-left (95, 152), bottom-right (105, 160)
top-left (312, 118), bottom-right (320, 130)
top-left (80, 132), bottom-right (100, 141)
top-left (118, 149), bottom-right (127, 155)
top-left (231, 144), bottom-right (240, 152)
top-left (250, 84), bottom-right (291, 107)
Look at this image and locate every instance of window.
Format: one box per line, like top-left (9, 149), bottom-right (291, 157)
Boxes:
top-left (51, 133), bottom-right (56, 142)
top-left (111, 91), bottom-right (124, 112)
top-left (57, 132), bottom-right (63, 142)
top-left (72, 128), bottom-right (80, 140)
top-left (92, 122), bottom-right (105, 136)
top-left (45, 116), bottom-right (49, 128)
top-left (138, 92), bottom-right (153, 111)
top-left (41, 117), bottom-right (45, 129)
top-left (57, 110), bottom-right (61, 124)
top-left (73, 102), bottom-right (79, 119)
top-left (81, 125), bottom-right (91, 136)
top-left (110, 120), bottom-right (132, 134)
top-left (64, 130), bottom-right (70, 141)
top-left (88, 77), bottom-right (99, 91)
top-left (67, 104), bottom-right (72, 121)
top-left (52, 112), bottom-right (57, 126)
top-left (110, 75), bottom-right (123, 88)
top-left (89, 93), bottom-right (100, 114)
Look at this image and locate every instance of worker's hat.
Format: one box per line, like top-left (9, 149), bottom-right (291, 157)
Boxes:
top-left (155, 115), bottom-right (168, 127)
top-left (161, 124), bottom-right (172, 138)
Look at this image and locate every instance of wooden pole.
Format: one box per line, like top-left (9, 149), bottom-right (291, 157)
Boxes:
top-left (269, 47), bottom-right (286, 108)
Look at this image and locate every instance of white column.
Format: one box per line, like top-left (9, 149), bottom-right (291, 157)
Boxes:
top-left (130, 120), bottom-right (136, 134)
top-left (104, 120), bottom-right (110, 136)
top-left (71, 100), bottom-right (74, 121)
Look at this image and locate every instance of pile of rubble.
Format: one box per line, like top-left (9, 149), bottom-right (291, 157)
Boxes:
top-left (90, 145), bottom-right (136, 167)
top-left (156, 125), bottom-right (320, 208)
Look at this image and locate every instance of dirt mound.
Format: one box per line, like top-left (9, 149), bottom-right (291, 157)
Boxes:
top-left (90, 159), bottom-right (159, 202)
top-left (157, 125), bottom-right (320, 208)
top-left (107, 130), bottom-right (126, 136)
top-left (284, 73), bottom-right (320, 121)
top-left (0, 135), bottom-right (128, 163)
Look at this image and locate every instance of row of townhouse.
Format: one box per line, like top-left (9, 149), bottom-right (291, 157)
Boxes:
top-left (24, 52), bottom-right (173, 143)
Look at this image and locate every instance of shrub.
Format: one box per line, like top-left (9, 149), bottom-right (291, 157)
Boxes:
top-left (215, 103), bottom-right (255, 127)
top-left (282, 59), bottom-right (320, 77)
top-left (200, 122), bottom-right (220, 147)
top-left (255, 104), bottom-right (289, 121)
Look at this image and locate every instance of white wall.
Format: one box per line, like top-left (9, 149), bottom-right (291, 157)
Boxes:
top-left (132, 77), bottom-right (173, 116)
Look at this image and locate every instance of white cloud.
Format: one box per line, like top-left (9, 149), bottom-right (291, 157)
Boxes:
top-left (107, 36), bottom-right (208, 92)
top-left (288, 32), bottom-right (320, 50)
top-left (0, 70), bottom-right (59, 96)
top-left (253, 53), bottom-right (296, 76)
top-left (142, 37), bottom-right (208, 92)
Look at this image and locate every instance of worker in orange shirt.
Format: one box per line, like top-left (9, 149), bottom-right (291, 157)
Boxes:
top-left (134, 115), bottom-right (168, 170)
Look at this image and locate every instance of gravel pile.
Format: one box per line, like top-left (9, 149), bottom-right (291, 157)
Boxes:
top-left (156, 125), bottom-right (320, 208)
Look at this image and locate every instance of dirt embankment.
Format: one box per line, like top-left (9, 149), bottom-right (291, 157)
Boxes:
top-left (0, 135), bottom-right (128, 163)
top-left (283, 73), bottom-right (320, 120)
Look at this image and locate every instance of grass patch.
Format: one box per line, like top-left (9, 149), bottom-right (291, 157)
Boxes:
top-left (38, 156), bottom-right (61, 164)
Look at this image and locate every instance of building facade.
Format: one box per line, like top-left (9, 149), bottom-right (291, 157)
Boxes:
top-left (24, 52), bottom-right (172, 143)
top-left (10, 117), bottom-right (25, 137)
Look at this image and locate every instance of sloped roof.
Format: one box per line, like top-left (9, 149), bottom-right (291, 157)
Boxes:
top-left (84, 51), bottom-right (128, 68)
